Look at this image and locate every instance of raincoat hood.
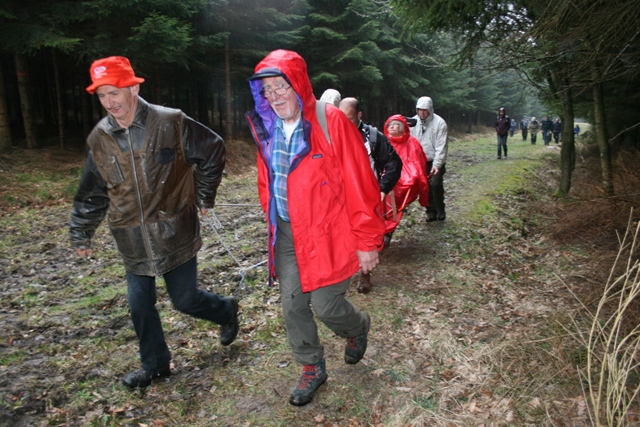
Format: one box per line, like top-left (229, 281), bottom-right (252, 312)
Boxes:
top-left (248, 50), bottom-right (316, 131)
top-left (416, 96), bottom-right (434, 126)
top-left (384, 114), bottom-right (411, 145)
top-left (416, 96), bottom-right (434, 115)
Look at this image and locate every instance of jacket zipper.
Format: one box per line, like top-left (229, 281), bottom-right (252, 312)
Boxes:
top-left (126, 128), bottom-right (157, 276)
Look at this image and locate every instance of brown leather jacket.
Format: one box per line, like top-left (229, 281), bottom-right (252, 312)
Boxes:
top-left (70, 97), bottom-right (225, 276)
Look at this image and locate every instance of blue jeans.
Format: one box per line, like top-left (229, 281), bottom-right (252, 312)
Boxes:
top-left (126, 256), bottom-right (232, 371)
top-left (497, 134), bottom-right (508, 158)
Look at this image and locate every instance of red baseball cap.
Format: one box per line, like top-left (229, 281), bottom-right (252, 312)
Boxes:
top-left (86, 56), bottom-right (145, 94)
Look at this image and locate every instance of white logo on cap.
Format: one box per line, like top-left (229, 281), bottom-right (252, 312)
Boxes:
top-left (93, 66), bottom-right (107, 79)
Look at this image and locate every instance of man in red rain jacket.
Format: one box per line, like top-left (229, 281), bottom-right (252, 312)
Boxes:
top-left (245, 50), bottom-right (385, 406)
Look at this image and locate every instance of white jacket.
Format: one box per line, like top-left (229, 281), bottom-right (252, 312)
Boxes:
top-left (410, 96), bottom-right (448, 169)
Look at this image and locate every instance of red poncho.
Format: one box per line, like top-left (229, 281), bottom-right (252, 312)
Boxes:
top-left (383, 115), bottom-right (430, 234)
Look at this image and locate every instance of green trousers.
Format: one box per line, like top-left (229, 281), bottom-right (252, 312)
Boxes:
top-left (275, 216), bottom-right (369, 365)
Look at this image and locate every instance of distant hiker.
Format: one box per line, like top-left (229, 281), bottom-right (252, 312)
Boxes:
top-left (383, 114), bottom-right (430, 238)
top-left (69, 56), bottom-right (239, 389)
top-left (340, 96), bottom-right (402, 294)
top-left (245, 50), bottom-right (383, 407)
top-left (553, 118), bottom-right (563, 144)
top-left (528, 117), bottom-right (540, 144)
top-left (574, 124), bottom-right (581, 136)
top-left (410, 96), bottom-right (449, 222)
top-left (520, 117), bottom-right (529, 141)
top-left (495, 107), bottom-right (510, 159)
top-left (541, 115), bottom-right (553, 145)
top-left (319, 88), bottom-right (341, 107)
top-left (509, 118), bottom-right (517, 137)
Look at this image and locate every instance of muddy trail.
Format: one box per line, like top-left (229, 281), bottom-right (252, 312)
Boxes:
top-left (0, 135), bottom-right (592, 426)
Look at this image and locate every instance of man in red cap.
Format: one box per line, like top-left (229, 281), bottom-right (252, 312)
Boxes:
top-left (70, 56), bottom-right (239, 389)
top-left (245, 50), bottom-right (384, 406)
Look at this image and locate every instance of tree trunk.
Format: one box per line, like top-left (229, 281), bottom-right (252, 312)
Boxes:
top-left (53, 52), bottom-right (65, 148)
top-left (557, 79), bottom-right (575, 196)
top-left (224, 35), bottom-right (233, 140)
top-left (15, 53), bottom-right (37, 149)
top-left (154, 73), bottom-right (162, 105)
top-left (81, 85), bottom-right (92, 137)
top-left (0, 62), bottom-right (12, 150)
top-left (592, 65), bottom-right (613, 195)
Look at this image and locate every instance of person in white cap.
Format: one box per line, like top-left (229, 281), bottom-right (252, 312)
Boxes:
top-left (410, 96), bottom-right (449, 222)
top-left (319, 88), bottom-right (341, 107)
top-left (70, 56), bottom-right (239, 389)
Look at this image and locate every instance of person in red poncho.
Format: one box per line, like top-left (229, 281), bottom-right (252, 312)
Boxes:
top-left (382, 115), bottom-right (430, 245)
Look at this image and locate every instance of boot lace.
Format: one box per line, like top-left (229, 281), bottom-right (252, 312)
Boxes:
top-left (296, 365), bottom-right (319, 389)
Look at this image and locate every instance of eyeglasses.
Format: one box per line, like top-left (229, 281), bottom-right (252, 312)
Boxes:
top-left (260, 83), bottom-right (291, 98)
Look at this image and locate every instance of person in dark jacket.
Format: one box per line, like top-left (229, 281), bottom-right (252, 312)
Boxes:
top-left (552, 118), bottom-right (563, 144)
top-left (509, 118), bottom-right (516, 137)
top-left (340, 96), bottom-right (402, 294)
top-left (495, 107), bottom-right (510, 159)
top-left (520, 117), bottom-right (528, 141)
top-left (69, 56), bottom-right (239, 389)
top-left (541, 115), bottom-right (553, 145)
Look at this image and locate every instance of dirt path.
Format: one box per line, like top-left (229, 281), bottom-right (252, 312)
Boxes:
top-left (0, 135), bottom-right (590, 426)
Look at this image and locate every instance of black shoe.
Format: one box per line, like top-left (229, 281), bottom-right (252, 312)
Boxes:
top-left (357, 272), bottom-right (372, 294)
top-left (123, 366), bottom-right (171, 389)
top-left (497, 156), bottom-right (502, 160)
top-left (345, 313), bottom-right (370, 364)
top-left (220, 297), bottom-right (239, 346)
top-left (437, 214), bottom-right (446, 221)
top-left (383, 232), bottom-right (393, 248)
top-left (289, 359), bottom-right (328, 406)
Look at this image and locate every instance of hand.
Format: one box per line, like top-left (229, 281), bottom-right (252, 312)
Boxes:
top-left (380, 192), bottom-right (386, 203)
top-left (430, 167), bottom-right (440, 177)
top-left (357, 249), bottom-right (379, 274)
top-left (75, 248), bottom-right (92, 258)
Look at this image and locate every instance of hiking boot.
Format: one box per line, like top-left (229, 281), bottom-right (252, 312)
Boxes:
top-left (289, 359), bottom-right (328, 406)
top-left (219, 296), bottom-right (239, 346)
top-left (357, 272), bottom-right (372, 294)
top-left (345, 313), bottom-right (370, 364)
top-left (123, 366), bottom-right (171, 389)
top-left (426, 212), bottom-right (438, 222)
top-left (437, 213), bottom-right (446, 221)
top-left (383, 232), bottom-right (393, 247)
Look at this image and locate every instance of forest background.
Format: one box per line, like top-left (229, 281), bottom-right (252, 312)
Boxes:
top-left (2, 0), bottom-right (640, 425)
top-left (2, 0), bottom-right (639, 197)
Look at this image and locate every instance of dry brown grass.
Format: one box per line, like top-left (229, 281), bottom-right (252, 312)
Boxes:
top-left (534, 139), bottom-right (640, 426)
top-left (539, 143), bottom-right (640, 308)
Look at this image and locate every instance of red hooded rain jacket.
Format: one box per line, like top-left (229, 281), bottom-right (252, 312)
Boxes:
top-left (245, 50), bottom-right (384, 292)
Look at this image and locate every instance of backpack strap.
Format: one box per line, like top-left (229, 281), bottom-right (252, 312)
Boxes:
top-left (315, 100), bottom-right (331, 145)
top-left (368, 125), bottom-right (378, 144)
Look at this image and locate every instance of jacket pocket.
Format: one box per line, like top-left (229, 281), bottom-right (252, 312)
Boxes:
top-left (103, 156), bottom-right (126, 189)
top-left (306, 165), bottom-right (346, 237)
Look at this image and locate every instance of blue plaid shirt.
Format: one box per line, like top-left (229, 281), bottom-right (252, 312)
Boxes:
top-left (271, 118), bottom-right (304, 222)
